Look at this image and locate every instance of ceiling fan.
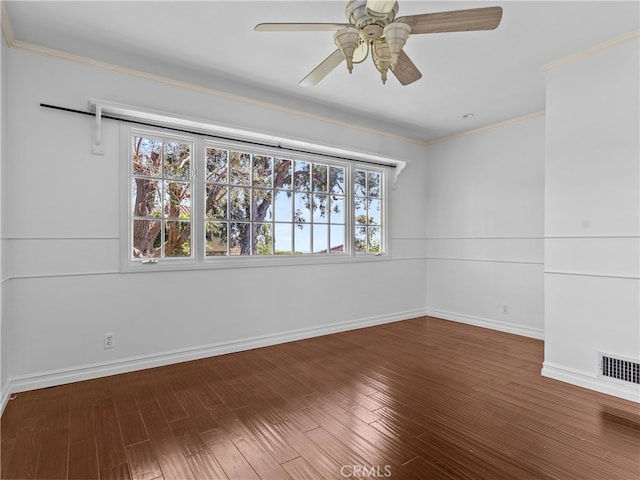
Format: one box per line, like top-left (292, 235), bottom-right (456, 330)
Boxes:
top-left (255, 0), bottom-right (503, 86)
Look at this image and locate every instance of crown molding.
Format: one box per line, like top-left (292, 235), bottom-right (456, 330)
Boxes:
top-left (0, 0), bottom-right (15, 45)
top-left (541, 29), bottom-right (639, 73)
top-left (423, 110), bottom-right (545, 147)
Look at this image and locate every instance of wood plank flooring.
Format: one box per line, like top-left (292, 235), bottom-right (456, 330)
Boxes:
top-left (2, 316), bottom-right (639, 479)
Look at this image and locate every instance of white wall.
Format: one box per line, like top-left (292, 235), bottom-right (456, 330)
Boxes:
top-left (1, 48), bottom-right (428, 396)
top-left (424, 117), bottom-right (546, 339)
top-left (542, 36), bottom-right (640, 402)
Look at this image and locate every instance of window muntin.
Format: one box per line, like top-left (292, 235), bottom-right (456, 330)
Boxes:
top-left (127, 128), bottom-right (387, 267)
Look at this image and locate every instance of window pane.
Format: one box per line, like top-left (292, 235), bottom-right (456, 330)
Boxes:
top-left (330, 195), bottom-right (344, 224)
top-left (354, 170), bottom-right (367, 197)
top-left (354, 197), bottom-right (367, 225)
top-left (368, 172), bottom-right (381, 198)
top-left (330, 225), bottom-right (345, 253)
top-left (313, 193), bottom-right (328, 223)
top-left (355, 226), bottom-right (367, 253)
top-left (230, 151), bottom-right (251, 185)
top-left (205, 221), bottom-right (227, 256)
top-left (294, 224), bottom-right (311, 254)
top-left (253, 189), bottom-right (273, 221)
top-left (205, 185), bottom-right (227, 219)
top-left (132, 177), bottom-right (161, 217)
top-left (294, 161), bottom-right (310, 191)
top-left (274, 158), bottom-right (292, 190)
top-left (274, 190), bottom-right (292, 222)
top-left (254, 223), bottom-right (273, 255)
top-left (312, 164), bottom-right (328, 192)
top-left (294, 192), bottom-right (310, 223)
top-left (253, 156), bottom-right (273, 187)
top-left (164, 181), bottom-right (191, 219)
top-left (206, 148), bottom-right (228, 183)
top-left (229, 222), bottom-right (250, 255)
top-left (132, 136), bottom-right (161, 177)
top-left (330, 166), bottom-right (345, 194)
top-left (229, 187), bottom-right (250, 220)
top-left (133, 219), bottom-right (161, 258)
top-left (165, 221), bottom-right (191, 257)
top-left (313, 224), bottom-right (328, 253)
top-left (368, 226), bottom-right (381, 253)
top-left (274, 223), bottom-right (292, 254)
top-left (164, 141), bottom-right (191, 180)
top-left (369, 198), bottom-right (381, 225)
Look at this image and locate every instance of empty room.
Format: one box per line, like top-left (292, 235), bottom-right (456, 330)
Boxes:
top-left (0, 1), bottom-right (638, 479)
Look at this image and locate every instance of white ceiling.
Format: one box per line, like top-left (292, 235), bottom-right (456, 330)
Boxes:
top-left (4, 0), bottom-right (639, 142)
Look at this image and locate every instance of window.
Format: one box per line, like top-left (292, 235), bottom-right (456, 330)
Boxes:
top-left (131, 134), bottom-right (194, 259)
top-left (354, 169), bottom-right (383, 254)
top-left (125, 126), bottom-right (388, 270)
top-left (203, 146), bottom-right (348, 256)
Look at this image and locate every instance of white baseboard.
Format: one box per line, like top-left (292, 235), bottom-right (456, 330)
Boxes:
top-left (542, 361), bottom-right (640, 403)
top-left (1, 308), bottom-right (427, 414)
top-left (425, 308), bottom-right (544, 340)
top-left (0, 381), bottom-right (13, 415)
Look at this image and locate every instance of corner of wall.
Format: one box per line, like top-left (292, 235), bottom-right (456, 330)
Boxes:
top-left (0, 4), bottom-right (7, 414)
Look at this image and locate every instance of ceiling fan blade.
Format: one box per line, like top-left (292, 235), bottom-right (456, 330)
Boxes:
top-left (255, 23), bottom-right (350, 32)
top-left (396, 6), bottom-right (503, 34)
top-left (392, 50), bottom-right (422, 86)
top-left (299, 49), bottom-right (345, 87)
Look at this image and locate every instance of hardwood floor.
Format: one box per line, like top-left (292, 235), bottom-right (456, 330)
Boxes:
top-left (2, 316), bottom-right (639, 479)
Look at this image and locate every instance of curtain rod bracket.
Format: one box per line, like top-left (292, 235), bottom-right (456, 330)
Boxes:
top-left (89, 101), bottom-right (104, 155)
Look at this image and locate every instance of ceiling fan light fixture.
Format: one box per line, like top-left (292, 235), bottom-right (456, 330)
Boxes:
top-left (334, 26), bottom-right (361, 73)
top-left (383, 22), bottom-right (411, 68)
top-left (373, 39), bottom-right (392, 84)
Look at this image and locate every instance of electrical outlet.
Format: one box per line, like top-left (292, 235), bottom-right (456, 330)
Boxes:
top-left (502, 304), bottom-right (509, 314)
top-left (104, 333), bottom-right (114, 349)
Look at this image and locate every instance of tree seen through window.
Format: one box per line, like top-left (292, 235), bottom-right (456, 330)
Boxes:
top-left (129, 131), bottom-right (385, 261)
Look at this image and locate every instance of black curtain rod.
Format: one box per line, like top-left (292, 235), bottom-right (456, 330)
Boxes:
top-left (39, 103), bottom-right (397, 169)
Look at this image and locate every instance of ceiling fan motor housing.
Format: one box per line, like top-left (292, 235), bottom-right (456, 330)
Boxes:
top-left (346, 0), bottom-right (398, 30)
top-left (360, 24), bottom-right (384, 42)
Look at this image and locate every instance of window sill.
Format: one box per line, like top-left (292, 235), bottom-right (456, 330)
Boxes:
top-left (121, 252), bottom-right (390, 273)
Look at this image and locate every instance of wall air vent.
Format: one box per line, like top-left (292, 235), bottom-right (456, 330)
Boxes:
top-left (599, 353), bottom-right (640, 384)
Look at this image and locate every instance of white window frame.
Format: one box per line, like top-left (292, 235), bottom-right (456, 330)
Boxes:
top-left (103, 99), bottom-right (403, 273)
top-left (121, 124), bottom-right (392, 272)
